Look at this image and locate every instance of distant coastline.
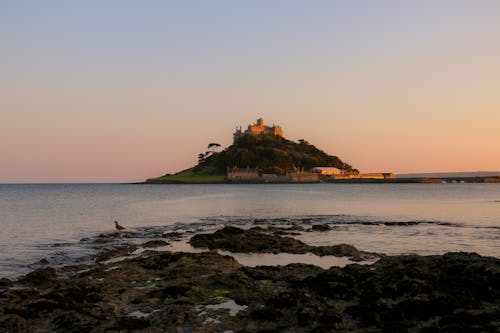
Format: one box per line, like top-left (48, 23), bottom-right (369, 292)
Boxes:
top-left (397, 171), bottom-right (500, 178)
top-left (141, 175), bottom-right (500, 184)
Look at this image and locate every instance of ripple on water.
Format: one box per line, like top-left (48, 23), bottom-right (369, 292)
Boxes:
top-left (2, 211), bottom-right (500, 279)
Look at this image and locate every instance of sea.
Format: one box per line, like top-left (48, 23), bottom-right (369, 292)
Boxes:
top-left (1, 183), bottom-right (499, 279)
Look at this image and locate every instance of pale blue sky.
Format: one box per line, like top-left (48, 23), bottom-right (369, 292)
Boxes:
top-left (1, 1), bottom-right (499, 182)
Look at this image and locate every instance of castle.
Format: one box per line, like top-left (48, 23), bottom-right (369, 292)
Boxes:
top-left (233, 118), bottom-right (283, 143)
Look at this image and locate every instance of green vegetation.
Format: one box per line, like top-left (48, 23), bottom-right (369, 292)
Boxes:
top-left (146, 133), bottom-right (354, 183)
top-left (196, 133), bottom-right (355, 175)
top-left (146, 169), bottom-right (226, 184)
top-left (213, 289), bottom-right (231, 298)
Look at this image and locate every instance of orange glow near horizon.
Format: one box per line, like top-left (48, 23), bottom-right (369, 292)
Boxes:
top-left (1, 1), bottom-right (499, 182)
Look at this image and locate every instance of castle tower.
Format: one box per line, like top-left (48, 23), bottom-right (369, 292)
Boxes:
top-left (233, 117), bottom-right (284, 143)
top-left (233, 126), bottom-right (243, 143)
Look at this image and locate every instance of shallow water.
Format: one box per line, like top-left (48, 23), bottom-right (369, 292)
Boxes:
top-left (217, 250), bottom-right (374, 269)
top-left (1, 183), bottom-right (499, 278)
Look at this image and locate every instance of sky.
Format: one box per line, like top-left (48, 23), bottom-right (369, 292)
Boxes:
top-left (1, 1), bottom-right (499, 183)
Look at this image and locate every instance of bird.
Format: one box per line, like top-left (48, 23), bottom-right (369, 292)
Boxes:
top-left (114, 221), bottom-right (126, 231)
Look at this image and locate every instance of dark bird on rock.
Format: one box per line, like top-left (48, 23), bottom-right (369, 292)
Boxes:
top-left (114, 221), bottom-right (126, 231)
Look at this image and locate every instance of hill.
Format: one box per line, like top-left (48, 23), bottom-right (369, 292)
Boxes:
top-left (146, 134), bottom-right (354, 183)
top-left (197, 134), bottom-right (354, 175)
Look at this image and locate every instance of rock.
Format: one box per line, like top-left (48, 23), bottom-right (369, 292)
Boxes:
top-left (286, 225), bottom-right (305, 231)
top-left (116, 316), bottom-right (151, 330)
top-left (189, 226), bottom-right (378, 259)
top-left (267, 226), bottom-right (290, 235)
top-left (24, 298), bottom-right (60, 314)
top-left (95, 245), bottom-right (138, 262)
top-left (249, 226), bottom-right (266, 232)
top-left (36, 258), bottom-right (49, 265)
top-left (162, 231), bottom-right (183, 239)
top-left (20, 267), bottom-right (57, 284)
top-left (305, 252), bottom-right (500, 331)
top-left (51, 312), bottom-right (85, 332)
top-left (95, 231), bottom-right (138, 240)
top-left (2, 229), bottom-right (499, 333)
top-left (311, 224), bottom-right (331, 232)
top-left (0, 278), bottom-right (11, 287)
top-left (266, 226), bottom-right (303, 236)
top-left (242, 263), bottom-right (324, 282)
top-left (142, 240), bottom-right (170, 248)
top-left (0, 314), bottom-right (29, 333)
top-left (189, 226), bottom-right (309, 254)
top-left (149, 305), bottom-right (204, 331)
top-left (383, 221), bottom-right (419, 226)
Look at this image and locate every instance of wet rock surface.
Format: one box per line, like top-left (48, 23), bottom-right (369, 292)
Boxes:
top-left (1, 228), bottom-right (500, 332)
top-left (311, 223), bottom-right (331, 232)
top-left (95, 244), bottom-right (139, 262)
top-left (189, 226), bottom-right (377, 260)
top-left (189, 226), bottom-right (308, 254)
top-left (142, 240), bottom-right (170, 248)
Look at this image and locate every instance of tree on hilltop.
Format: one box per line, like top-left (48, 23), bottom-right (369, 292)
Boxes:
top-left (207, 143), bottom-right (221, 153)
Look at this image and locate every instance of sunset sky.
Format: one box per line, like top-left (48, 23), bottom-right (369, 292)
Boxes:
top-left (1, 1), bottom-right (499, 183)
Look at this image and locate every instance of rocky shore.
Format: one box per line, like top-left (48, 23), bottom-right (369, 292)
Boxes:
top-left (1, 226), bottom-right (500, 332)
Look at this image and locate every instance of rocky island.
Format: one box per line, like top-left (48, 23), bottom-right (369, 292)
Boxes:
top-left (145, 118), bottom-right (357, 184)
top-left (1, 222), bottom-right (499, 332)
top-left (144, 118), bottom-right (499, 184)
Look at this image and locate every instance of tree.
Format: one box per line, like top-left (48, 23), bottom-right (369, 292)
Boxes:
top-left (207, 143), bottom-right (221, 154)
top-left (298, 139), bottom-right (309, 145)
top-left (198, 143), bottom-right (222, 166)
top-left (198, 153), bottom-right (206, 164)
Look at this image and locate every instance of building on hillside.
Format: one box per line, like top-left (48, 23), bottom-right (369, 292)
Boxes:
top-left (333, 172), bottom-right (395, 180)
top-left (420, 178), bottom-right (442, 183)
top-left (312, 167), bottom-right (395, 180)
top-left (233, 118), bottom-right (283, 143)
top-left (357, 173), bottom-right (394, 179)
top-left (312, 166), bottom-right (357, 179)
top-left (330, 173), bottom-right (359, 180)
top-left (226, 166), bottom-right (320, 183)
top-left (226, 167), bottom-right (259, 180)
top-left (289, 172), bottom-right (320, 183)
top-left (311, 167), bottom-right (342, 176)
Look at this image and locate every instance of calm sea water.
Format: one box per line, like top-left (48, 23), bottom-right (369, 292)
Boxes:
top-left (1, 183), bottom-right (499, 278)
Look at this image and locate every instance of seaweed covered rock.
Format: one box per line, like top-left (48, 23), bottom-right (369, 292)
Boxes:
top-left (189, 226), bottom-right (309, 253)
top-left (311, 224), bottom-right (331, 232)
top-left (189, 226), bottom-right (377, 261)
top-left (19, 267), bottom-right (57, 285)
top-left (94, 244), bottom-right (138, 262)
top-left (1, 231), bottom-right (500, 332)
top-left (141, 239), bottom-right (170, 248)
top-left (304, 252), bottom-right (500, 331)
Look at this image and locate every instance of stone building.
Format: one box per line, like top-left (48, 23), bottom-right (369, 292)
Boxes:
top-left (226, 167), bottom-right (259, 180)
top-left (289, 172), bottom-right (320, 183)
top-left (226, 166), bottom-right (321, 183)
top-left (233, 118), bottom-right (283, 143)
top-left (311, 167), bottom-right (342, 176)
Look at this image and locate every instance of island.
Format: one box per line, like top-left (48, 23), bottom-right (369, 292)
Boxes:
top-left (144, 118), bottom-right (499, 184)
top-left (146, 118), bottom-right (371, 184)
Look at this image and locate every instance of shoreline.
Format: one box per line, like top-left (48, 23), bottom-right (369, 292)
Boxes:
top-left (140, 176), bottom-right (500, 184)
top-left (1, 225), bottom-right (499, 332)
